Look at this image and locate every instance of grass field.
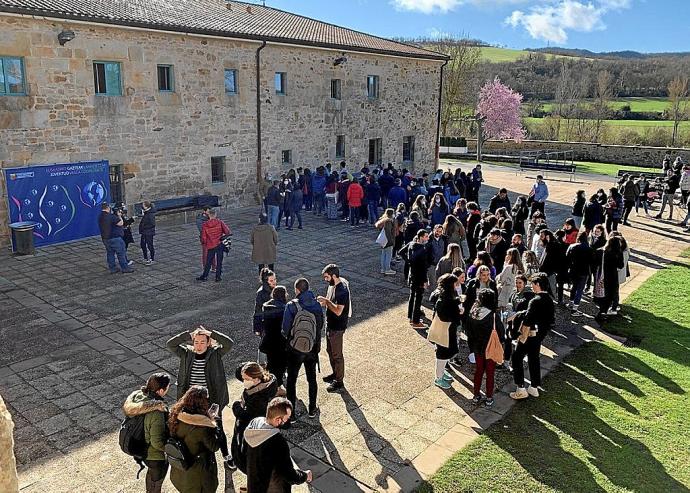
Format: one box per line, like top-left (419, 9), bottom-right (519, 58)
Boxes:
top-left (524, 116), bottom-right (690, 131)
top-left (420, 253), bottom-right (690, 493)
top-left (538, 97), bottom-right (670, 113)
top-left (444, 159), bottom-right (658, 178)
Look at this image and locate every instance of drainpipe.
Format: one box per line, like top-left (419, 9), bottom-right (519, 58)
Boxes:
top-left (256, 40), bottom-right (267, 184)
top-left (435, 58), bottom-right (449, 168)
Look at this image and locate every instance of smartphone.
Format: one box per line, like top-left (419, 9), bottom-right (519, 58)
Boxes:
top-left (208, 403), bottom-right (219, 416)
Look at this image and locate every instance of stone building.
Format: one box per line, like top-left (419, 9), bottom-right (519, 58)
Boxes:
top-left (0, 0), bottom-right (447, 245)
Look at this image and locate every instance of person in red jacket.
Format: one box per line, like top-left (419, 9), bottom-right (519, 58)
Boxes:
top-left (346, 179), bottom-right (364, 226)
top-left (197, 209), bottom-right (231, 282)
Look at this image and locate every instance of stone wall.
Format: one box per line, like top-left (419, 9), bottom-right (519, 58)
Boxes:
top-left (462, 139), bottom-right (688, 167)
top-left (0, 15), bottom-right (442, 245)
top-left (0, 395), bottom-right (19, 493)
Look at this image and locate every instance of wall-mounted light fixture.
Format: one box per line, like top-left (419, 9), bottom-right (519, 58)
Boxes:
top-left (57, 29), bottom-right (75, 46)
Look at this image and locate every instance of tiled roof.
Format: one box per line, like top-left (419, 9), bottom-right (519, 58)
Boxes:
top-left (0, 0), bottom-right (447, 61)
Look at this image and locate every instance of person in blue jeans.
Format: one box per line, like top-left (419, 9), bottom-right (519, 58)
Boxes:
top-left (366, 175), bottom-right (381, 225)
top-left (265, 180), bottom-right (283, 229)
top-left (97, 203), bottom-right (133, 274)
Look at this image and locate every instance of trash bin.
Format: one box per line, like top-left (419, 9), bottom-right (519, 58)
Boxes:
top-left (9, 221), bottom-right (37, 255)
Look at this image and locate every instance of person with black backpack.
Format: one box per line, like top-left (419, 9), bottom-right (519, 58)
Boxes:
top-left (281, 278), bottom-right (324, 424)
top-left (167, 386), bottom-right (222, 493)
top-left (121, 373), bottom-right (171, 493)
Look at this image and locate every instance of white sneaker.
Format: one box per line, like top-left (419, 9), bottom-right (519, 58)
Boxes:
top-left (384, 270), bottom-right (397, 275)
top-left (127, 260), bottom-right (134, 266)
top-left (380, 270), bottom-right (386, 275)
top-left (606, 309), bottom-right (618, 316)
top-left (468, 353), bottom-right (476, 364)
top-left (527, 386), bottom-right (540, 397)
top-left (510, 387), bottom-right (529, 400)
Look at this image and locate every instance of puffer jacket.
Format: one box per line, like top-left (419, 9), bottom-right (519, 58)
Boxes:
top-left (122, 390), bottom-right (167, 461)
top-left (311, 172), bottom-right (327, 194)
top-left (200, 218), bottom-right (230, 249)
top-left (679, 171), bottom-right (690, 191)
top-left (347, 182), bottom-right (364, 207)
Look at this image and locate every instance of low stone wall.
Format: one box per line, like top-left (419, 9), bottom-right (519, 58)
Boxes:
top-left (463, 139), bottom-right (688, 167)
top-left (0, 395), bottom-right (19, 493)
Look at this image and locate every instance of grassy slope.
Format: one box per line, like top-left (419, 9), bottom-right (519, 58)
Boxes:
top-left (480, 47), bottom-right (580, 63)
top-left (539, 97), bottom-right (670, 113)
top-left (420, 257), bottom-right (690, 493)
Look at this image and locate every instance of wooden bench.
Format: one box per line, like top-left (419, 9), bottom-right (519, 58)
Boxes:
top-left (519, 161), bottom-right (577, 181)
top-left (132, 195), bottom-right (220, 217)
top-left (616, 169), bottom-right (666, 180)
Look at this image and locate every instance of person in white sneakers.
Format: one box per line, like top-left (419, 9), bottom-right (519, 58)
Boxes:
top-left (509, 273), bottom-right (555, 400)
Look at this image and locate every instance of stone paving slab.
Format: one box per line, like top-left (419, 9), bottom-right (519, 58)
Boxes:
top-left (1, 162), bottom-right (688, 492)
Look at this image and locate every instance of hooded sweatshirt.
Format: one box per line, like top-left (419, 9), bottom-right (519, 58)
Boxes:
top-left (244, 417), bottom-right (308, 493)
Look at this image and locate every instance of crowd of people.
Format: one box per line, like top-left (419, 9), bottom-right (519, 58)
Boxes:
top-left (107, 157), bottom-right (676, 492)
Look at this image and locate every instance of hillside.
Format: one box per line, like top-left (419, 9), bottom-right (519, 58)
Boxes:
top-left (479, 46), bottom-right (584, 62)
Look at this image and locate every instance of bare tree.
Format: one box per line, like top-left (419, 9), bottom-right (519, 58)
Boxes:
top-left (592, 70), bottom-right (615, 142)
top-left (429, 38), bottom-right (481, 138)
top-left (667, 76), bottom-right (689, 146)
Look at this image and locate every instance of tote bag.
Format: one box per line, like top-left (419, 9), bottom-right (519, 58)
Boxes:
top-left (375, 228), bottom-right (388, 248)
top-left (486, 314), bottom-right (504, 364)
top-left (427, 316), bottom-right (450, 347)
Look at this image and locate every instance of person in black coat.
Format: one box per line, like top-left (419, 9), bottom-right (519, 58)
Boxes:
top-left (538, 229), bottom-right (561, 297)
top-left (509, 274), bottom-right (555, 400)
top-left (402, 229), bottom-right (430, 328)
top-left (231, 362), bottom-right (279, 473)
top-left (488, 188), bottom-right (511, 214)
top-left (592, 236), bottom-right (625, 321)
top-left (511, 196), bottom-right (529, 236)
top-left (465, 203), bottom-right (482, 261)
top-left (138, 201), bottom-right (156, 264)
top-left (566, 231), bottom-right (592, 315)
top-left (244, 398), bottom-right (310, 492)
top-left (260, 286), bottom-right (288, 387)
top-left (430, 273), bottom-right (463, 389)
top-left (253, 268), bottom-right (276, 336)
top-left (466, 288), bottom-right (505, 407)
top-left (483, 228), bottom-right (509, 272)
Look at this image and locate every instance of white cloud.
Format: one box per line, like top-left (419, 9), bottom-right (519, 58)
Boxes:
top-left (391, 0), bottom-right (525, 14)
top-left (505, 0), bottom-right (632, 44)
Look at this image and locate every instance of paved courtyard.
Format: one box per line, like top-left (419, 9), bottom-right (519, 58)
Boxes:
top-left (1, 163), bottom-right (689, 492)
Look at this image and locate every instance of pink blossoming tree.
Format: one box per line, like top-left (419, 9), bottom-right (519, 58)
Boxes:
top-left (476, 77), bottom-right (526, 159)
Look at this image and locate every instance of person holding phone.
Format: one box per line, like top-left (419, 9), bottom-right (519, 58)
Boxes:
top-left (168, 386), bottom-right (223, 493)
top-left (166, 326), bottom-right (235, 470)
top-left (244, 397), bottom-right (312, 492)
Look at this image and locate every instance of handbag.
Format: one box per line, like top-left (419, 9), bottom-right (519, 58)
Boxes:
top-left (375, 228), bottom-right (388, 248)
top-left (593, 253), bottom-right (605, 298)
top-left (220, 234), bottom-right (232, 253)
top-left (486, 314), bottom-right (504, 364)
top-left (427, 315), bottom-right (450, 347)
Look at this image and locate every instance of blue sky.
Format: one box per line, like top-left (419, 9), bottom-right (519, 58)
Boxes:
top-left (258, 0), bottom-right (690, 53)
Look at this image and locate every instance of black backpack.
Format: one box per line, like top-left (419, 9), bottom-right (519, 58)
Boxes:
top-left (118, 415), bottom-right (147, 478)
top-left (165, 437), bottom-right (195, 471)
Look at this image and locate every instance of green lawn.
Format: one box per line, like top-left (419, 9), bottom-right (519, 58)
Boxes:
top-left (441, 158), bottom-right (659, 178)
top-left (524, 117), bottom-right (690, 130)
top-left (419, 255), bottom-right (690, 493)
top-left (538, 97), bottom-right (670, 113)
